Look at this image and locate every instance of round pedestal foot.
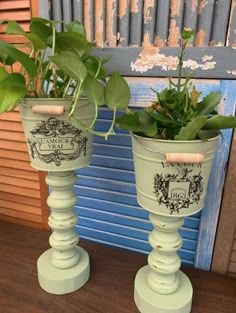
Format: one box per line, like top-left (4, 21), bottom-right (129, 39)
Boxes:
top-left (134, 266), bottom-right (192, 313)
top-left (37, 247), bottom-right (90, 295)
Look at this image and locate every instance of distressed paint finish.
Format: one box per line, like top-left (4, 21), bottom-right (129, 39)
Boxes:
top-left (183, 0), bottom-right (199, 36)
top-left (210, 0), bottom-right (231, 46)
top-left (73, 0), bottom-right (83, 22)
top-left (142, 0), bottom-right (157, 45)
top-left (51, 0), bottom-right (62, 31)
top-left (95, 0), bottom-right (105, 47)
top-left (195, 0), bottom-right (215, 46)
top-left (84, 0), bottom-right (94, 42)
top-left (227, 0), bottom-right (236, 47)
top-left (168, 0), bottom-right (184, 46)
top-left (106, 0), bottom-right (118, 47)
top-left (130, 0), bottom-right (143, 46)
top-left (155, 0), bottom-right (170, 47)
top-left (195, 80), bottom-right (236, 270)
top-left (93, 46), bottom-right (236, 79)
top-left (118, 0), bottom-right (130, 46)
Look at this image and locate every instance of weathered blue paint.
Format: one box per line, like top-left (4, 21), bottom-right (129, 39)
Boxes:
top-left (72, 0), bottom-right (83, 22)
top-left (195, 80), bottom-right (236, 270)
top-left (130, 0), bottom-right (143, 46)
top-left (155, 0), bottom-right (170, 46)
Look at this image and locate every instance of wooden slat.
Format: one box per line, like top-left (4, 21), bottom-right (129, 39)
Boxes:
top-left (142, 0), bottom-right (157, 46)
top-left (0, 191), bottom-right (41, 207)
top-left (62, 0), bottom-right (72, 25)
top-left (0, 130), bottom-right (26, 142)
top-left (231, 250), bottom-right (236, 263)
top-left (0, 150), bottom-right (30, 162)
top-left (168, 0), bottom-right (184, 46)
top-left (72, 0), bottom-right (83, 22)
top-left (1, 175), bottom-right (40, 190)
top-left (84, 0), bottom-right (94, 42)
top-left (0, 140), bottom-right (28, 151)
top-left (0, 208), bottom-right (42, 223)
top-left (155, 0), bottom-right (170, 47)
top-left (0, 199), bottom-right (41, 215)
top-left (0, 10), bottom-right (31, 21)
top-left (0, 158), bottom-right (36, 172)
top-left (51, 0), bottom-right (62, 32)
top-left (211, 130), bottom-right (236, 274)
top-left (227, 0), bottom-right (236, 47)
top-left (30, 0), bottom-right (39, 17)
top-left (233, 240), bottom-right (236, 251)
top-left (95, 0), bottom-right (105, 47)
top-left (0, 111), bottom-right (22, 122)
top-left (0, 167), bottom-right (38, 181)
top-left (0, 22), bottom-right (30, 33)
top-left (130, 0), bottom-right (143, 46)
top-left (0, 184), bottom-right (40, 198)
top-left (0, 120), bottom-right (24, 132)
top-left (106, 0), bottom-right (118, 47)
top-left (118, 0), bottom-right (130, 47)
top-left (0, 1), bottom-right (30, 10)
top-left (228, 261), bottom-right (236, 273)
top-left (183, 0), bottom-right (199, 38)
top-left (0, 215), bottom-right (43, 229)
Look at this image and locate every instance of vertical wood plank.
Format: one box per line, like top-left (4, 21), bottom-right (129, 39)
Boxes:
top-left (73, 0), bottom-right (83, 22)
top-left (183, 0), bottom-right (199, 37)
top-left (130, 0), bottom-right (143, 46)
top-left (62, 0), bottom-right (72, 26)
top-left (227, 0), bottom-right (236, 47)
top-left (84, 0), bottom-right (94, 42)
top-left (168, 0), bottom-right (185, 46)
top-left (118, 0), bottom-right (130, 46)
top-left (106, 0), bottom-right (118, 47)
top-left (211, 0), bottom-right (231, 46)
top-left (51, 0), bottom-right (62, 31)
top-left (195, 0), bottom-right (215, 46)
top-left (30, 0), bottom-right (39, 17)
top-left (142, 0), bottom-right (157, 46)
top-left (195, 80), bottom-right (236, 270)
top-left (211, 130), bottom-right (236, 274)
top-left (155, 0), bottom-right (170, 47)
top-left (95, 0), bottom-right (106, 47)
top-left (38, 0), bottom-right (49, 19)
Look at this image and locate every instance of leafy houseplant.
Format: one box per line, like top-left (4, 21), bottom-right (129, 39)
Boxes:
top-left (0, 18), bottom-right (130, 138)
top-left (116, 28), bottom-right (236, 140)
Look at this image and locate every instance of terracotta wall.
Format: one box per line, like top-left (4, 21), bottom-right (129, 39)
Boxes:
top-left (0, 0), bottom-right (49, 230)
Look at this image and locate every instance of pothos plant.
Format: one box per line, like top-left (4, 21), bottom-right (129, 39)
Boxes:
top-left (0, 18), bottom-right (130, 138)
top-left (116, 28), bottom-right (236, 140)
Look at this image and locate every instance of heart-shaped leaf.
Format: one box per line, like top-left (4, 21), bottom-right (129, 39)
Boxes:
top-left (84, 77), bottom-right (105, 106)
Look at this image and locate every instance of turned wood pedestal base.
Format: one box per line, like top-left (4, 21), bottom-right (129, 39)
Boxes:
top-left (37, 247), bottom-right (90, 295)
top-left (134, 266), bottom-right (192, 313)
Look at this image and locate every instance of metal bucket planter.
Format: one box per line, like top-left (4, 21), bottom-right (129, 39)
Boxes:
top-left (19, 98), bottom-right (94, 171)
top-left (132, 133), bottom-right (219, 313)
top-left (19, 98), bottom-right (95, 295)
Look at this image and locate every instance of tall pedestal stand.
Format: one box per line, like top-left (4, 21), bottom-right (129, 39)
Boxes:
top-left (134, 213), bottom-right (192, 313)
top-left (37, 171), bottom-right (90, 295)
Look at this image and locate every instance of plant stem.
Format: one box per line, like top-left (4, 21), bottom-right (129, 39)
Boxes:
top-left (68, 81), bottom-right (83, 118)
top-left (177, 41), bottom-right (186, 93)
top-left (62, 78), bottom-right (73, 97)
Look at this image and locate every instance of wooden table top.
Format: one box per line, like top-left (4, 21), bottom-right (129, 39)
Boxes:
top-left (0, 221), bottom-right (235, 313)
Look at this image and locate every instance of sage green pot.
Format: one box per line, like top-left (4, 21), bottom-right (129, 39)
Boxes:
top-left (132, 133), bottom-right (219, 217)
top-left (19, 98), bottom-right (94, 171)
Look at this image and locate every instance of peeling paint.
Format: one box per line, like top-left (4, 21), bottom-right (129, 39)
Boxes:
top-left (209, 41), bottom-right (224, 47)
top-left (119, 0), bottom-right (129, 18)
top-left (202, 55), bottom-right (213, 62)
top-left (170, 0), bottom-right (181, 17)
top-left (130, 0), bottom-right (139, 13)
top-left (198, 0), bottom-right (208, 15)
top-left (168, 19), bottom-right (180, 46)
top-left (95, 0), bottom-right (104, 47)
top-left (131, 48), bottom-right (216, 73)
top-left (143, 0), bottom-right (155, 24)
top-left (195, 29), bottom-right (207, 46)
top-left (154, 35), bottom-right (166, 47)
top-left (226, 70), bottom-right (236, 75)
top-left (191, 0), bottom-right (198, 12)
top-left (106, 1), bottom-right (117, 47)
top-left (84, 0), bottom-right (92, 41)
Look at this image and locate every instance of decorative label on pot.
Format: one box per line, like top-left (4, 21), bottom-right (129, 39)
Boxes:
top-left (27, 117), bottom-right (88, 166)
top-left (153, 167), bottom-right (204, 214)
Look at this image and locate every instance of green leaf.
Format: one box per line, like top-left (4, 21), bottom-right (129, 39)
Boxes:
top-left (105, 72), bottom-right (130, 109)
top-left (196, 91), bottom-right (222, 116)
top-left (203, 115), bottom-right (236, 130)
top-left (116, 111), bottom-right (157, 136)
top-left (65, 21), bottom-right (86, 37)
top-left (30, 21), bottom-right (52, 46)
top-left (84, 77), bottom-right (105, 106)
top-left (0, 73), bottom-right (26, 113)
top-left (0, 67), bottom-right (9, 81)
top-left (50, 51), bottom-right (87, 82)
top-left (6, 21), bottom-right (25, 35)
top-left (197, 130), bottom-right (219, 140)
top-left (175, 116), bottom-right (208, 140)
top-left (56, 32), bottom-right (93, 57)
top-left (181, 28), bottom-right (194, 43)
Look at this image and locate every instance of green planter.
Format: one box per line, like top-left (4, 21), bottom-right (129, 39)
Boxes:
top-left (132, 133), bottom-right (219, 217)
top-left (20, 98), bottom-right (94, 171)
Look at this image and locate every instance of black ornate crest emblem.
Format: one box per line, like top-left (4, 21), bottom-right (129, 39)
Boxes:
top-left (153, 167), bottom-right (204, 214)
top-left (27, 117), bottom-right (88, 166)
